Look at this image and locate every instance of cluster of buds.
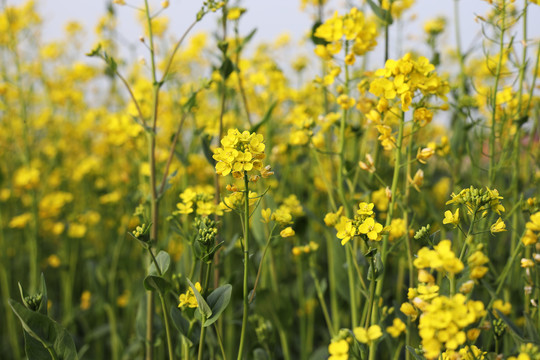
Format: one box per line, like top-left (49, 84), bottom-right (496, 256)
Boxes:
top-left (193, 217), bottom-right (218, 247)
top-left (446, 186), bottom-right (505, 216)
top-left (23, 293), bottom-right (43, 311)
top-left (130, 223), bottom-right (153, 248)
top-left (192, 216), bottom-right (221, 263)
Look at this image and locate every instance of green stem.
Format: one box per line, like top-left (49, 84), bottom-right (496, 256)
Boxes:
top-left (488, 0), bottom-right (506, 187)
top-left (237, 173), bottom-right (250, 360)
top-left (215, 323), bottom-right (227, 360)
top-left (249, 224), bottom-right (277, 303)
top-left (296, 251), bottom-right (307, 360)
top-left (309, 265), bottom-right (335, 337)
top-left (370, 111), bottom-right (405, 359)
top-left (346, 242), bottom-right (359, 328)
top-left (198, 318), bottom-right (207, 360)
top-left (202, 262), bottom-right (212, 294)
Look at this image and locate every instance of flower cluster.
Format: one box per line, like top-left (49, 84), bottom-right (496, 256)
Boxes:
top-left (523, 212), bottom-right (540, 246)
top-left (314, 7), bottom-right (378, 61)
top-left (418, 294), bottom-right (485, 359)
top-left (446, 186), bottom-right (505, 216)
top-left (330, 202), bottom-right (385, 245)
top-left (213, 129), bottom-right (268, 179)
top-left (291, 241), bottom-right (319, 257)
top-left (369, 53), bottom-right (449, 112)
top-left (414, 240), bottom-right (464, 275)
top-left (178, 281), bottom-right (202, 308)
top-left (174, 185), bottom-right (222, 216)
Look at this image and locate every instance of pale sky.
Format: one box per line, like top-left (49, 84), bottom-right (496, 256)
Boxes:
top-left (6, 0), bottom-right (540, 71)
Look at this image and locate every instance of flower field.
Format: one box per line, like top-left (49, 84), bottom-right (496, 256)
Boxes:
top-left (1, 0), bottom-right (540, 359)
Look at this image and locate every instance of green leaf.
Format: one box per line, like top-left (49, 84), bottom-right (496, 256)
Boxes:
top-left (219, 57), bottom-right (235, 80)
top-left (201, 241), bottom-right (224, 264)
top-left (143, 275), bottom-right (171, 294)
top-left (525, 313), bottom-right (540, 343)
top-left (250, 101), bottom-right (277, 133)
top-left (310, 21), bottom-right (328, 46)
top-left (237, 28), bottom-right (257, 53)
top-left (86, 43), bottom-right (102, 57)
top-left (495, 310), bottom-right (525, 344)
top-left (171, 306), bottom-right (201, 345)
top-left (37, 274), bottom-right (48, 315)
top-left (9, 300), bottom-right (79, 360)
top-left (135, 295), bottom-right (147, 340)
top-left (203, 284), bottom-right (232, 327)
top-left (366, 0), bottom-right (393, 25)
top-left (170, 306), bottom-right (190, 336)
top-left (186, 278), bottom-right (212, 319)
top-left (201, 135), bottom-right (215, 166)
top-left (148, 251), bottom-right (171, 276)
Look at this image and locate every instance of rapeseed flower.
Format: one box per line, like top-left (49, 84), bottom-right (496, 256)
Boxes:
top-left (354, 325), bottom-right (382, 345)
top-left (213, 129), bottom-right (267, 179)
top-left (387, 318), bottom-right (406, 338)
top-left (178, 282), bottom-right (202, 308)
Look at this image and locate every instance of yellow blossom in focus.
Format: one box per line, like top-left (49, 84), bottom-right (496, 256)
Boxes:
top-left (178, 282), bottom-right (202, 308)
top-left (490, 217), bottom-right (506, 234)
top-left (358, 217), bottom-right (383, 241)
top-left (443, 209), bottom-right (460, 227)
top-left (328, 339), bottom-right (349, 360)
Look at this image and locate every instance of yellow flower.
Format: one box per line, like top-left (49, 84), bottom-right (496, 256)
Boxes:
top-left (328, 339), bottom-right (349, 360)
top-left (357, 202), bottom-right (374, 217)
top-left (442, 208), bottom-right (460, 227)
top-left (387, 318), bottom-right (406, 338)
top-left (178, 282), bottom-right (202, 308)
top-left (324, 206), bottom-right (344, 227)
top-left (400, 302), bottom-right (418, 321)
top-left (493, 299), bottom-right (511, 317)
top-left (418, 294), bottom-right (485, 359)
top-left (176, 201), bottom-right (194, 214)
top-left (521, 258), bottom-right (534, 268)
top-left (68, 223), bottom-right (87, 238)
top-left (521, 229), bottom-right (537, 246)
top-left (337, 94), bottom-right (356, 109)
top-left (9, 213), bottom-right (32, 229)
top-left (526, 212), bottom-right (540, 232)
top-left (417, 147), bottom-right (435, 164)
top-left (80, 291), bottom-right (91, 310)
top-left (358, 217), bottom-right (383, 241)
top-left (280, 227), bottom-right (295, 238)
top-left (490, 217), bottom-right (506, 234)
top-left (354, 325), bottom-right (382, 344)
top-left (261, 208), bottom-right (272, 223)
top-left (424, 17), bottom-right (446, 36)
top-left (14, 166), bottom-right (40, 189)
top-left (336, 217), bottom-right (356, 245)
top-left (389, 218), bottom-right (406, 241)
top-left (47, 255), bottom-right (61, 268)
top-left (213, 129), bottom-right (267, 179)
top-left (117, 291), bottom-right (130, 308)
